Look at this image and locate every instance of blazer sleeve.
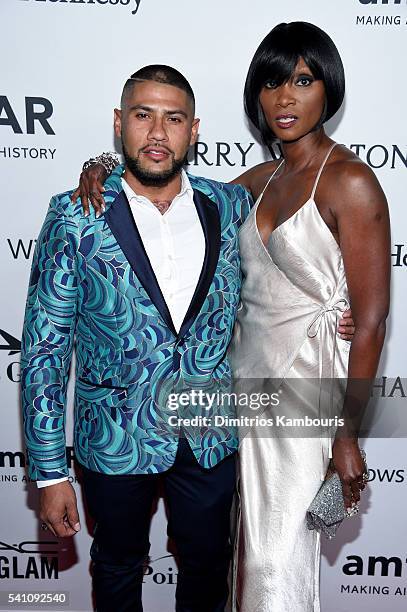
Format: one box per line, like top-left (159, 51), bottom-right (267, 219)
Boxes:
top-left (236, 184), bottom-right (254, 226)
top-left (20, 196), bottom-right (79, 482)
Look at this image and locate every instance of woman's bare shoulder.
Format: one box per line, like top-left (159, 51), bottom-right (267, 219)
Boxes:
top-left (322, 144), bottom-right (387, 213)
top-left (230, 159), bottom-right (282, 198)
top-left (326, 144), bottom-right (382, 186)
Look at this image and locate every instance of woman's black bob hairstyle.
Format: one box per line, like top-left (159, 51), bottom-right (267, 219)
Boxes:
top-left (244, 22), bottom-right (345, 149)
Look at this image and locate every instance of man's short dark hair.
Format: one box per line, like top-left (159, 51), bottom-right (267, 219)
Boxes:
top-left (244, 22), bottom-right (345, 148)
top-left (122, 64), bottom-right (195, 111)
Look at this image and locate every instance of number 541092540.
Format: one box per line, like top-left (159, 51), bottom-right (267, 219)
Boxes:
top-left (5, 592), bottom-right (68, 605)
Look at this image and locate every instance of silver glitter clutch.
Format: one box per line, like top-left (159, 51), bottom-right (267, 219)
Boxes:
top-left (306, 449), bottom-right (367, 539)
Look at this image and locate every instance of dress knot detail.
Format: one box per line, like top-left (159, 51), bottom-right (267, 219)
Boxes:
top-left (307, 298), bottom-right (349, 338)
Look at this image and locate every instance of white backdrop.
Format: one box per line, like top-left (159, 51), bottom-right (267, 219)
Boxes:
top-left (0, 1), bottom-right (406, 610)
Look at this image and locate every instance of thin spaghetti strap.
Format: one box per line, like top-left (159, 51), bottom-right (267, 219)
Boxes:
top-left (259, 158), bottom-right (285, 199)
top-left (310, 143), bottom-right (337, 200)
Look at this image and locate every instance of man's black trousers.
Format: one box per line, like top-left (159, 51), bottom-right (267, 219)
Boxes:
top-left (82, 438), bottom-right (236, 612)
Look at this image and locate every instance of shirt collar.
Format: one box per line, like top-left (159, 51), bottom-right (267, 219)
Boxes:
top-left (121, 169), bottom-right (193, 208)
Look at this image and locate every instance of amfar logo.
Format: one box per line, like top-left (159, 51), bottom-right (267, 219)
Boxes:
top-left (0, 96), bottom-right (54, 135)
top-left (343, 555), bottom-right (407, 577)
top-left (0, 447), bottom-right (76, 470)
top-left (19, 0), bottom-right (142, 15)
top-left (0, 540), bottom-right (59, 580)
top-left (0, 451), bottom-right (26, 469)
top-left (359, 0), bottom-right (405, 4)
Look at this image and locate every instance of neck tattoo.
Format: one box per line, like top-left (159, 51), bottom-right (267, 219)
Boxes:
top-left (152, 199), bottom-right (172, 215)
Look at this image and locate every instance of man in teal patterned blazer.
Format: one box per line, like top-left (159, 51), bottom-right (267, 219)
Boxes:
top-left (21, 65), bottom-right (252, 611)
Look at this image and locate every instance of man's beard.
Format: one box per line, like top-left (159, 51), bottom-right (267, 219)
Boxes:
top-left (122, 143), bottom-right (187, 187)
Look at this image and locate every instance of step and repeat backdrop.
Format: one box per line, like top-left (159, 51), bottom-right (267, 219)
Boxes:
top-left (0, 1), bottom-right (406, 611)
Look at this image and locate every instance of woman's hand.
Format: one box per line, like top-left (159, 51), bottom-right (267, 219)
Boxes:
top-left (338, 308), bottom-right (355, 341)
top-left (71, 163), bottom-right (107, 217)
top-left (332, 437), bottom-right (366, 509)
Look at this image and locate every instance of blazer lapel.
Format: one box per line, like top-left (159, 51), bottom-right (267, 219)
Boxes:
top-left (102, 167), bottom-right (221, 342)
top-left (178, 188), bottom-right (221, 340)
top-left (104, 188), bottom-right (177, 337)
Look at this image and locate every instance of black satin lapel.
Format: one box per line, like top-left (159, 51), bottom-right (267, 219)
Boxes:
top-left (104, 191), bottom-right (177, 336)
top-left (178, 189), bottom-right (221, 339)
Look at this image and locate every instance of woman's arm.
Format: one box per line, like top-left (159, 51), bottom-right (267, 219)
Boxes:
top-left (330, 160), bottom-right (391, 507)
top-left (71, 152), bottom-right (120, 217)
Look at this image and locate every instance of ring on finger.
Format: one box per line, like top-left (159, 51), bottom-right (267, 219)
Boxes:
top-left (345, 503), bottom-right (359, 517)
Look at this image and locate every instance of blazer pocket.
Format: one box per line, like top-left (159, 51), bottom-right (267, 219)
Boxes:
top-left (78, 377), bottom-right (128, 392)
top-left (74, 382), bottom-right (130, 466)
top-left (75, 379), bottom-right (128, 431)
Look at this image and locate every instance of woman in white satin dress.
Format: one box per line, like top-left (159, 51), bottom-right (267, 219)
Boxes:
top-left (228, 22), bottom-right (390, 612)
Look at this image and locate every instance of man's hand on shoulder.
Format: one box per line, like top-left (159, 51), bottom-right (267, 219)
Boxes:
top-left (39, 481), bottom-right (81, 538)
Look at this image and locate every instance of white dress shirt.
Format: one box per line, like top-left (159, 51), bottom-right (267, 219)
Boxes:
top-left (37, 170), bottom-right (205, 488)
top-left (122, 170), bottom-right (206, 332)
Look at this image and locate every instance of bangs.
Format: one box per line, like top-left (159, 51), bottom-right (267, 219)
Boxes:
top-left (259, 50), bottom-right (325, 89)
top-left (258, 51), bottom-right (300, 89)
top-left (254, 34), bottom-right (325, 90)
